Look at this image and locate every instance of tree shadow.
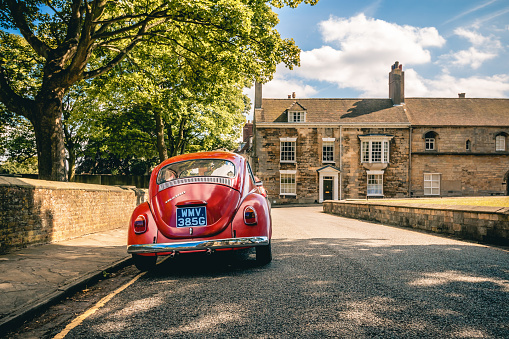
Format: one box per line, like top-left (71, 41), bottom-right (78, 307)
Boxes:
top-left (73, 238), bottom-right (509, 338)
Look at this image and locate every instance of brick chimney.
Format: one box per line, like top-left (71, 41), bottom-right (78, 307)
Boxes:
top-left (389, 61), bottom-right (404, 106)
top-left (254, 82), bottom-right (262, 109)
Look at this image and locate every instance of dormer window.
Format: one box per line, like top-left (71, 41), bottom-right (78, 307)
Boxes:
top-left (288, 111), bottom-right (306, 123)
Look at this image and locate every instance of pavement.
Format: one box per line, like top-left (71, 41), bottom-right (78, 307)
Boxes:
top-left (0, 227), bottom-right (131, 333)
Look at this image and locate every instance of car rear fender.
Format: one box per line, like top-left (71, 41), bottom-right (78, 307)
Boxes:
top-left (231, 192), bottom-right (272, 239)
top-left (127, 202), bottom-right (158, 255)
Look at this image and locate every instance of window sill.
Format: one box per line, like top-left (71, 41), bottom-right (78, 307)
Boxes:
top-left (322, 161), bottom-right (335, 164)
top-left (280, 161), bottom-right (296, 164)
top-left (280, 193), bottom-right (297, 196)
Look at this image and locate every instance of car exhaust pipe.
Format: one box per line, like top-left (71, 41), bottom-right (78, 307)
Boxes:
top-left (170, 250), bottom-right (179, 258)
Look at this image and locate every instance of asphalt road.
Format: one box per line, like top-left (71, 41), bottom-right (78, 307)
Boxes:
top-left (59, 206), bottom-right (509, 338)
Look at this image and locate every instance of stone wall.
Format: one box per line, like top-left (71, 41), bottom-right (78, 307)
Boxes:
top-left (0, 176), bottom-right (148, 254)
top-left (323, 200), bottom-right (509, 245)
top-left (410, 126), bottom-right (509, 197)
top-left (341, 127), bottom-right (409, 199)
top-left (254, 125), bottom-right (410, 204)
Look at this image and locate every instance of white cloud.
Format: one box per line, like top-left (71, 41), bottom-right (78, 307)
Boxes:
top-left (406, 71), bottom-right (509, 98)
top-left (291, 14), bottom-right (446, 97)
top-left (439, 28), bottom-right (502, 69)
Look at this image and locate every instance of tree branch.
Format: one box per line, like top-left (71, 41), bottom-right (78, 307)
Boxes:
top-left (0, 62), bottom-right (34, 119)
top-left (64, 0), bottom-right (84, 43)
top-left (4, 0), bottom-right (51, 59)
top-left (82, 33), bottom-right (144, 80)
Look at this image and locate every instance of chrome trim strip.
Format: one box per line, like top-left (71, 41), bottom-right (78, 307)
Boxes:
top-left (159, 177), bottom-right (232, 192)
top-left (127, 236), bottom-right (269, 254)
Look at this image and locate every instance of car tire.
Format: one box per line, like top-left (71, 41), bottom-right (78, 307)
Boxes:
top-left (132, 254), bottom-right (157, 271)
top-left (255, 243), bottom-right (272, 265)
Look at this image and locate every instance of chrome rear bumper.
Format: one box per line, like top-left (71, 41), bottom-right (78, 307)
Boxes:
top-left (127, 236), bottom-right (269, 254)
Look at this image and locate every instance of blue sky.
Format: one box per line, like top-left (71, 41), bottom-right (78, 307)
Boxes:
top-left (245, 0), bottom-right (509, 106)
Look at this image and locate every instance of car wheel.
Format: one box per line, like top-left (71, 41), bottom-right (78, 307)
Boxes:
top-left (132, 254), bottom-right (157, 271)
top-left (255, 243), bottom-right (272, 265)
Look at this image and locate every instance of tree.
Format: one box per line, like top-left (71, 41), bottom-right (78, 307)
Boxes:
top-left (0, 0), bottom-right (318, 181)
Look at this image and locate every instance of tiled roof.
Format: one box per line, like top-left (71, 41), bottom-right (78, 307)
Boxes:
top-left (257, 99), bottom-right (408, 124)
top-left (404, 98), bottom-right (509, 126)
top-left (256, 98), bottom-right (509, 126)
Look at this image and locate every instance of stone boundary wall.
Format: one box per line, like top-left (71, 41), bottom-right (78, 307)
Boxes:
top-left (323, 200), bottom-right (509, 245)
top-left (0, 176), bottom-right (149, 254)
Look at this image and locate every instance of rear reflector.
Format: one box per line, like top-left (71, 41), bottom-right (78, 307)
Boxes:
top-left (244, 206), bottom-right (257, 225)
top-left (134, 216), bottom-right (147, 234)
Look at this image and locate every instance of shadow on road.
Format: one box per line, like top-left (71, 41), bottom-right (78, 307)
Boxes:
top-left (71, 238), bottom-right (509, 338)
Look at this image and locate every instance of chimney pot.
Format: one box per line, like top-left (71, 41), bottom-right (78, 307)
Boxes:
top-left (458, 93), bottom-right (466, 98)
top-left (292, 92), bottom-right (296, 99)
top-left (288, 94), bottom-right (291, 99)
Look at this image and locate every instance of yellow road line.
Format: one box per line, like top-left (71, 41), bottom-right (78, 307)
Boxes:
top-left (53, 270), bottom-right (146, 339)
top-left (53, 257), bottom-right (167, 339)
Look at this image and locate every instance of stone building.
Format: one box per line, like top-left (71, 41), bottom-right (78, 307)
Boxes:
top-left (251, 62), bottom-right (509, 204)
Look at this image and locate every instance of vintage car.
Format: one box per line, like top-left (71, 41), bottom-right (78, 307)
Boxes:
top-left (127, 151), bottom-right (272, 271)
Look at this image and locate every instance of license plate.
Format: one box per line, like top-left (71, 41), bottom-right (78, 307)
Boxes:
top-left (176, 206), bottom-right (207, 227)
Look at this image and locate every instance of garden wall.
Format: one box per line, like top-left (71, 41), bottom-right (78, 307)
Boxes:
top-left (323, 200), bottom-right (509, 245)
top-left (0, 176), bottom-right (148, 254)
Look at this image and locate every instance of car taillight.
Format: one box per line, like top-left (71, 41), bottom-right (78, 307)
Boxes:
top-left (134, 216), bottom-right (147, 234)
top-left (244, 206), bottom-right (257, 225)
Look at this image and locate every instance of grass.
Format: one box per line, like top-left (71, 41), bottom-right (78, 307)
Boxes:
top-left (381, 196), bottom-right (509, 208)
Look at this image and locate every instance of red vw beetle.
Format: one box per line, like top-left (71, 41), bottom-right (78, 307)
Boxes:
top-left (127, 151), bottom-right (272, 271)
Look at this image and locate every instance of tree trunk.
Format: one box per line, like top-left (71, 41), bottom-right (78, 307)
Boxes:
top-left (67, 148), bottom-right (76, 182)
top-left (154, 109), bottom-right (168, 162)
top-left (31, 99), bottom-right (67, 181)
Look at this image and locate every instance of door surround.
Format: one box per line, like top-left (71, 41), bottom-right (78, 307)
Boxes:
top-left (317, 165), bottom-right (340, 203)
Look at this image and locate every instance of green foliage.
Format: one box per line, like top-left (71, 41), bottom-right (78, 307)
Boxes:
top-left (0, 115), bottom-right (36, 164)
top-left (0, 158), bottom-right (38, 174)
top-left (1, 0), bottom-right (319, 179)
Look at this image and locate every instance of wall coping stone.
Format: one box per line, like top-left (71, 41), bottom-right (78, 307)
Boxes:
top-left (0, 176), bottom-right (133, 193)
top-left (336, 199), bottom-right (509, 215)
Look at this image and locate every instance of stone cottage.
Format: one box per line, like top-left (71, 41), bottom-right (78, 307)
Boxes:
top-left (251, 62), bottom-right (509, 204)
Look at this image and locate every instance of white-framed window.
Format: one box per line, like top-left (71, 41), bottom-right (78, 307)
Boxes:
top-left (280, 170), bottom-right (296, 195)
top-left (425, 131), bottom-right (437, 151)
top-left (360, 139), bottom-right (390, 163)
top-left (280, 137), bottom-right (297, 163)
top-left (424, 173), bottom-right (441, 196)
top-left (367, 171), bottom-right (383, 196)
top-left (496, 135), bottom-right (506, 151)
top-left (288, 111), bottom-right (305, 123)
top-left (322, 138), bottom-right (335, 163)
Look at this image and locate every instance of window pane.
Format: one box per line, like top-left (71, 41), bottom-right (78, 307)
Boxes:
top-left (383, 141), bottom-right (389, 163)
top-left (280, 173), bottom-right (296, 195)
top-left (496, 135), bottom-right (506, 151)
top-left (424, 173), bottom-right (440, 195)
top-left (322, 141), bottom-right (334, 162)
top-left (426, 138), bottom-right (435, 150)
top-left (281, 141), bottom-right (295, 162)
top-left (157, 159), bottom-right (235, 184)
top-left (371, 141), bottom-right (382, 162)
top-left (367, 174), bottom-right (383, 196)
top-left (361, 141), bottom-right (369, 162)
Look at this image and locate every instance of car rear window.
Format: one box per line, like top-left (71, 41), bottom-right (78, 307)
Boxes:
top-left (157, 159), bottom-right (236, 185)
